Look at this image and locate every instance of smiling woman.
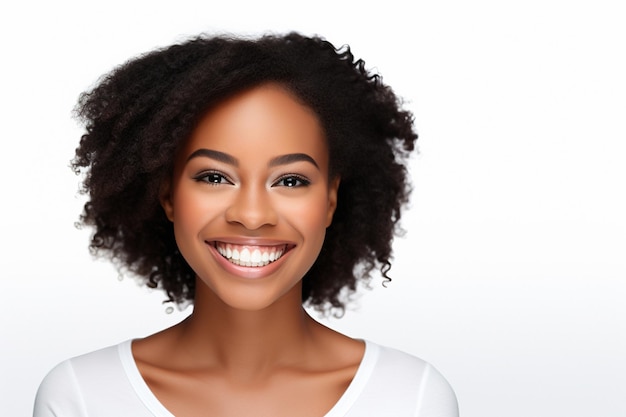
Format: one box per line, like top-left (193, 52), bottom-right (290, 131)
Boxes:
top-left (33, 32), bottom-right (458, 417)
top-left (161, 84), bottom-right (337, 310)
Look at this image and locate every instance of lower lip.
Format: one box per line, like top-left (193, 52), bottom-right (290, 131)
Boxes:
top-left (207, 243), bottom-right (291, 279)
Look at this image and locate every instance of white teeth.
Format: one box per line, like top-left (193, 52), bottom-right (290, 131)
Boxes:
top-left (214, 243), bottom-right (287, 267)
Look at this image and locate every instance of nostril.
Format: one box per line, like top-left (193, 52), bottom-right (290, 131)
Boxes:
top-left (224, 192), bottom-right (278, 230)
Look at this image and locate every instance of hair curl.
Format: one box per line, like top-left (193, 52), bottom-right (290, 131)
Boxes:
top-left (72, 32), bottom-right (417, 313)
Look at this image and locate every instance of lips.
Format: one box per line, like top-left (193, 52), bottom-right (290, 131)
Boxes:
top-left (211, 242), bottom-right (290, 267)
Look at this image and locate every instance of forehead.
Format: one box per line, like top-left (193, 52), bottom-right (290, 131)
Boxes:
top-left (178, 84), bottom-right (328, 168)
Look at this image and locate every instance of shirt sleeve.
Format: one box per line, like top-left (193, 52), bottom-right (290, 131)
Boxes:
top-left (33, 360), bottom-right (88, 417)
top-left (415, 363), bottom-right (459, 417)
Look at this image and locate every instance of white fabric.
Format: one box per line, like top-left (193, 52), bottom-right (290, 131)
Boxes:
top-left (34, 340), bottom-right (458, 417)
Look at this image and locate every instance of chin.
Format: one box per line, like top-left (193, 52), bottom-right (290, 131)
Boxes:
top-left (196, 277), bottom-right (304, 313)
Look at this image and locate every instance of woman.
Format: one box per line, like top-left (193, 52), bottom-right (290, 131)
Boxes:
top-left (34, 32), bottom-right (458, 416)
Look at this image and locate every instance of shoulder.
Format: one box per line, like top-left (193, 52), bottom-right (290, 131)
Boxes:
top-left (357, 341), bottom-right (459, 416)
top-left (33, 342), bottom-right (131, 417)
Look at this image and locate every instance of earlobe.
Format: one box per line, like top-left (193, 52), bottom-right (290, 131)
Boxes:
top-left (159, 180), bottom-right (175, 222)
top-left (326, 176), bottom-right (340, 227)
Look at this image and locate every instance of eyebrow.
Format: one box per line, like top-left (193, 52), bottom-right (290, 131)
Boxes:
top-left (269, 153), bottom-right (319, 169)
top-left (186, 149), bottom-right (238, 166)
top-left (187, 149), bottom-right (319, 169)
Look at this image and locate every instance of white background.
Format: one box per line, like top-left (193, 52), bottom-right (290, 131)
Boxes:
top-left (1, 1), bottom-right (625, 416)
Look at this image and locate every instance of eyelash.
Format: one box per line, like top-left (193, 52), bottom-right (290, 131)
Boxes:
top-left (272, 174), bottom-right (311, 188)
top-left (193, 171), bottom-right (233, 185)
top-left (193, 171), bottom-right (311, 188)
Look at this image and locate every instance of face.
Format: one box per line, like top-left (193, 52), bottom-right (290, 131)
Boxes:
top-left (161, 84), bottom-right (339, 312)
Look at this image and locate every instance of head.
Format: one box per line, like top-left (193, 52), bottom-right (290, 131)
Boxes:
top-left (72, 32), bottom-right (417, 313)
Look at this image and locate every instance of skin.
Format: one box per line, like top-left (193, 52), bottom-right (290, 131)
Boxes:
top-left (132, 84), bottom-right (365, 417)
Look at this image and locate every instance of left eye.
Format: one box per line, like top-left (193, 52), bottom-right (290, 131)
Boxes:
top-left (274, 175), bottom-right (310, 188)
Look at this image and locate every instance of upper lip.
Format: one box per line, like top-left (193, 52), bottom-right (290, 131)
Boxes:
top-left (205, 237), bottom-right (296, 247)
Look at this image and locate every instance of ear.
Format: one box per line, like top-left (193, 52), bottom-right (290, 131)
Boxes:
top-left (326, 176), bottom-right (341, 227)
top-left (159, 178), bottom-right (175, 222)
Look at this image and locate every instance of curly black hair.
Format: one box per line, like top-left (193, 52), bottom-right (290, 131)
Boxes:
top-left (72, 31), bottom-right (417, 313)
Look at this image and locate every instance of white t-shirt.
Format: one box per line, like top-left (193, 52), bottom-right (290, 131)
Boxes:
top-left (33, 340), bottom-right (458, 417)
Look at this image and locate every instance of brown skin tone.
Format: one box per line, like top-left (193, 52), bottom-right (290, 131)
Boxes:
top-left (132, 84), bottom-right (365, 417)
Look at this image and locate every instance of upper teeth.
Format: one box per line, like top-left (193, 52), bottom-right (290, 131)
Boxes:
top-left (216, 243), bottom-right (285, 267)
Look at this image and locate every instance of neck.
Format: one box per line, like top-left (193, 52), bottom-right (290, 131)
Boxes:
top-left (175, 280), bottom-right (321, 376)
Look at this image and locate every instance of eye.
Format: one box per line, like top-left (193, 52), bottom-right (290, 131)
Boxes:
top-left (194, 171), bottom-right (233, 185)
top-left (273, 175), bottom-right (311, 188)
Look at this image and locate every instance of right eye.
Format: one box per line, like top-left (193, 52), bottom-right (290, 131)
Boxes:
top-left (194, 171), bottom-right (232, 185)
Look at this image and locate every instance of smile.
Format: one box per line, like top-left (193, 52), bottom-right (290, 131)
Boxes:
top-left (212, 242), bottom-right (290, 267)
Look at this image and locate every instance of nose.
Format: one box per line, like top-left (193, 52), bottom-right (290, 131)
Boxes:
top-left (224, 184), bottom-right (278, 230)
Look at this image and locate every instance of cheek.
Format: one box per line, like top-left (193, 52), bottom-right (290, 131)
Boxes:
top-left (171, 188), bottom-right (220, 240)
top-left (282, 194), bottom-right (331, 238)
top-left (173, 191), bottom-right (200, 226)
